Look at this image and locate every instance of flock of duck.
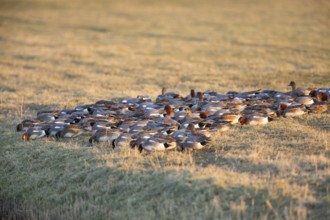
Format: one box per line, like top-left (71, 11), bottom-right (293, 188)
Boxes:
top-left (17, 81), bottom-right (329, 152)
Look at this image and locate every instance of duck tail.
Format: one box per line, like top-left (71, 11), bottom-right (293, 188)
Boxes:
top-left (200, 137), bottom-right (211, 146)
top-left (164, 142), bottom-right (172, 149)
top-left (45, 129), bottom-right (50, 137)
top-left (129, 140), bottom-right (137, 149)
top-left (268, 117), bottom-right (274, 122)
top-left (200, 140), bottom-right (208, 146)
top-left (309, 89), bottom-right (317, 97)
top-left (112, 139), bottom-right (116, 149)
top-left (55, 131), bottom-right (62, 141)
top-left (16, 123), bottom-right (23, 132)
top-left (89, 135), bottom-right (96, 145)
top-left (138, 144), bottom-right (143, 153)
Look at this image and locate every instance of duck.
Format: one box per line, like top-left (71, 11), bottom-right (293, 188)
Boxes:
top-left (308, 92), bottom-right (328, 114)
top-left (315, 92), bottom-right (329, 102)
top-left (179, 107), bottom-right (204, 128)
top-left (198, 113), bottom-right (231, 131)
top-left (48, 121), bottom-right (69, 137)
top-left (91, 121), bottom-right (117, 135)
top-left (56, 124), bottom-right (85, 139)
top-left (314, 88), bottom-right (330, 100)
top-left (295, 96), bottom-right (314, 106)
top-left (156, 87), bottom-right (182, 104)
top-left (308, 103), bottom-right (328, 114)
top-left (136, 95), bottom-right (152, 102)
top-left (241, 104), bottom-right (278, 118)
top-left (36, 112), bottom-right (58, 123)
top-left (234, 89), bottom-right (262, 99)
top-left (142, 108), bottom-right (165, 119)
top-left (16, 119), bottom-right (42, 132)
top-left (288, 81), bottom-right (315, 97)
top-left (89, 128), bottom-right (121, 145)
top-left (22, 127), bottom-right (48, 141)
top-left (191, 92), bottom-right (207, 110)
top-left (182, 123), bottom-right (211, 151)
top-left (171, 128), bottom-right (188, 146)
top-left (128, 120), bottom-right (150, 133)
top-left (138, 134), bottom-right (177, 152)
top-left (129, 131), bottom-right (156, 149)
top-left (163, 105), bottom-right (180, 126)
top-left (183, 89), bottom-right (197, 103)
top-left (239, 114), bottom-right (273, 126)
top-left (201, 103), bottom-right (224, 116)
top-left (218, 112), bottom-right (242, 124)
top-left (278, 103), bottom-right (308, 118)
top-left (112, 133), bottom-right (134, 149)
top-left (207, 121), bottom-right (231, 132)
top-left (173, 107), bottom-right (187, 122)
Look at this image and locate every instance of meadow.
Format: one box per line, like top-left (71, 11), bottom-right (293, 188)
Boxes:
top-left (0, 0), bottom-right (329, 219)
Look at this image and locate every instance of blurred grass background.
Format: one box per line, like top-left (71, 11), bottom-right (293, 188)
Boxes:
top-left (0, 0), bottom-right (329, 219)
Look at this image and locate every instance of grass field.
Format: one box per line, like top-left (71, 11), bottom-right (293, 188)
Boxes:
top-left (1, 0), bottom-right (330, 219)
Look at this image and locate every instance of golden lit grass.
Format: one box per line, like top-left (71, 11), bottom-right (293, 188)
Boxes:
top-left (0, 0), bottom-right (330, 219)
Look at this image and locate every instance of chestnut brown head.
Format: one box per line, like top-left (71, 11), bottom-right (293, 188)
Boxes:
top-left (239, 117), bottom-right (247, 125)
top-left (316, 92), bottom-right (328, 101)
top-left (199, 112), bottom-right (208, 119)
top-left (190, 89), bottom-right (195, 98)
top-left (22, 133), bottom-right (29, 141)
top-left (197, 92), bottom-right (204, 101)
top-left (280, 103), bottom-right (288, 110)
top-left (164, 105), bottom-right (173, 115)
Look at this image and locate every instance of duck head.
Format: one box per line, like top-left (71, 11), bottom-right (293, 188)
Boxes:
top-left (199, 112), bottom-right (208, 119)
top-left (22, 133), bottom-right (29, 141)
top-left (239, 117), bottom-right (247, 125)
top-left (185, 108), bottom-right (192, 117)
top-left (164, 105), bottom-right (173, 116)
top-left (197, 92), bottom-right (204, 101)
top-left (288, 81), bottom-right (296, 90)
top-left (16, 124), bottom-right (23, 132)
top-left (191, 89), bottom-right (196, 98)
top-left (280, 103), bottom-right (288, 110)
top-left (316, 92), bottom-right (328, 102)
top-left (138, 144), bottom-right (143, 153)
top-left (162, 87), bottom-right (167, 95)
top-left (276, 103), bottom-right (288, 117)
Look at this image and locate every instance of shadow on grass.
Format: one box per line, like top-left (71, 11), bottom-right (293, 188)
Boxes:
top-left (193, 149), bottom-right (280, 176)
top-left (0, 134), bottom-right (318, 220)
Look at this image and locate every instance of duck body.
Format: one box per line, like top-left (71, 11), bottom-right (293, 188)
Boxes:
top-left (138, 135), bottom-right (177, 152)
top-left (16, 119), bottom-right (41, 132)
top-left (182, 123), bottom-right (211, 151)
top-left (279, 104), bottom-right (308, 118)
top-left (112, 133), bottom-right (134, 149)
top-left (240, 114), bottom-right (271, 126)
top-left (295, 96), bottom-right (314, 106)
top-left (182, 134), bottom-right (210, 151)
top-left (308, 103), bottom-right (328, 114)
top-left (56, 124), bottom-right (85, 139)
top-left (288, 81), bottom-right (315, 97)
top-left (89, 128), bottom-right (120, 144)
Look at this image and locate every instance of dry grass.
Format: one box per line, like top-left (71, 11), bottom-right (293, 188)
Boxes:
top-left (0, 0), bottom-right (330, 219)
